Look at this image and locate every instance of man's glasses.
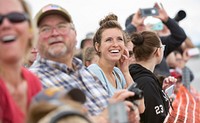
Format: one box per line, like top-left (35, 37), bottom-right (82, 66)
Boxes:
top-left (0, 12), bottom-right (29, 25)
top-left (39, 23), bottom-right (72, 37)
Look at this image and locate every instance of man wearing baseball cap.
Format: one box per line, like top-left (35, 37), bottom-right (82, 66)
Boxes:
top-left (30, 4), bottom-right (137, 122)
top-left (35, 4), bottom-right (72, 26)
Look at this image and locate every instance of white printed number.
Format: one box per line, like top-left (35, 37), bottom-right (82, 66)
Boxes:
top-left (155, 105), bottom-right (164, 114)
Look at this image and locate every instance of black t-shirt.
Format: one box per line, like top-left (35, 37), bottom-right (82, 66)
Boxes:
top-left (129, 64), bottom-right (170, 123)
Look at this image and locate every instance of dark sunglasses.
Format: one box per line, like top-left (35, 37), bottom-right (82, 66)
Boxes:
top-left (0, 12), bottom-right (29, 25)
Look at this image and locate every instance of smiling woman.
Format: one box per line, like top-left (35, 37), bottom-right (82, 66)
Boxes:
top-left (88, 13), bottom-right (131, 95)
top-left (0, 0), bottom-right (42, 122)
top-left (87, 14), bottom-right (145, 120)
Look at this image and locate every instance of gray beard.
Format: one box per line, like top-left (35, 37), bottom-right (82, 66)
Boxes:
top-left (48, 46), bottom-right (67, 58)
top-left (47, 36), bottom-right (67, 58)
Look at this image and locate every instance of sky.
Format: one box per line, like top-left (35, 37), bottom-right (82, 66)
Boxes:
top-left (26, 0), bottom-right (200, 48)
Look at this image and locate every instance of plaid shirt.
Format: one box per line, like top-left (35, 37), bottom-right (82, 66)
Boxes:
top-left (29, 57), bottom-right (109, 115)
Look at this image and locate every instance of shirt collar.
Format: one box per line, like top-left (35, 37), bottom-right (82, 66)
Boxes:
top-left (39, 57), bottom-right (83, 73)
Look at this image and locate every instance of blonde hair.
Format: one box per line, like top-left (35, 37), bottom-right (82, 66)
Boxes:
top-left (19, 0), bottom-right (37, 66)
top-left (20, 0), bottom-right (36, 51)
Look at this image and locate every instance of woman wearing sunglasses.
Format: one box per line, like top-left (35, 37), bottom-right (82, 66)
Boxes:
top-left (0, 0), bottom-right (42, 123)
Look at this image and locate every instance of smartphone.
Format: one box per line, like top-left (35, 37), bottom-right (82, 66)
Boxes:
top-left (165, 84), bottom-right (175, 97)
top-left (140, 8), bottom-right (159, 17)
top-left (187, 48), bottom-right (200, 57)
top-left (108, 102), bottom-right (128, 123)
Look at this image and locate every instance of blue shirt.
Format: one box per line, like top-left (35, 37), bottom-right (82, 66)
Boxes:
top-left (87, 64), bottom-right (126, 96)
top-left (29, 57), bottom-right (109, 116)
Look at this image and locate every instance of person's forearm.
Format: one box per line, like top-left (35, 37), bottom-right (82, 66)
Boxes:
top-left (123, 72), bottom-right (134, 88)
top-left (164, 17), bottom-right (187, 41)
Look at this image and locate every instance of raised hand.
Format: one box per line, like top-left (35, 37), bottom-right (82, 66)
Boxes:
top-left (153, 2), bottom-right (169, 22)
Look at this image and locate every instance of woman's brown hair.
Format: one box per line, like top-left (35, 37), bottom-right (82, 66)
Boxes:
top-left (93, 13), bottom-right (127, 55)
top-left (131, 31), bottom-right (161, 61)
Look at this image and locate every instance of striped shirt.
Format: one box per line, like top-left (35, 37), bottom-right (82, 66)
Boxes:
top-left (29, 57), bottom-right (109, 115)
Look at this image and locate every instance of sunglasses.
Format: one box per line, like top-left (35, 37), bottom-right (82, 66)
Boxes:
top-left (0, 12), bottom-right (29, 25)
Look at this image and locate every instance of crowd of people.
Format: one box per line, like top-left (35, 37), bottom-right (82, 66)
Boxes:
top-left (0, 0), bottom-right (199, 123)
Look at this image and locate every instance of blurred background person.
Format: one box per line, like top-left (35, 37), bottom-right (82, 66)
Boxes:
top-left (75, 32), bottom-right (94, 60)
top-left (123, 31), bottom-right (136, 66)
top-left (0, 0), bottom-right (42, 122)
top-left (166, 50), bottom-right (195, 90)
top-left (23, 47), bottom-right (38, 68)
top-left (82, 47), bottom-right (99, 67)
top-left (81, 32), bottom-right (94, 49)
top-left (27, 87), bottom-right (92, 123)
top-left (164, 51), bottom-right (200, 123)
top-left (125, 2), bottom-right (187, 78)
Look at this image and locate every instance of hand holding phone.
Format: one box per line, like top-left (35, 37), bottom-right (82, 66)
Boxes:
top-left (165, 84), bottom-right (175, 97)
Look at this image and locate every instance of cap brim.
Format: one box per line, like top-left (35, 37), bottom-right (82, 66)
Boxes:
top-left (37, 10), bottom-right (72, 26)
